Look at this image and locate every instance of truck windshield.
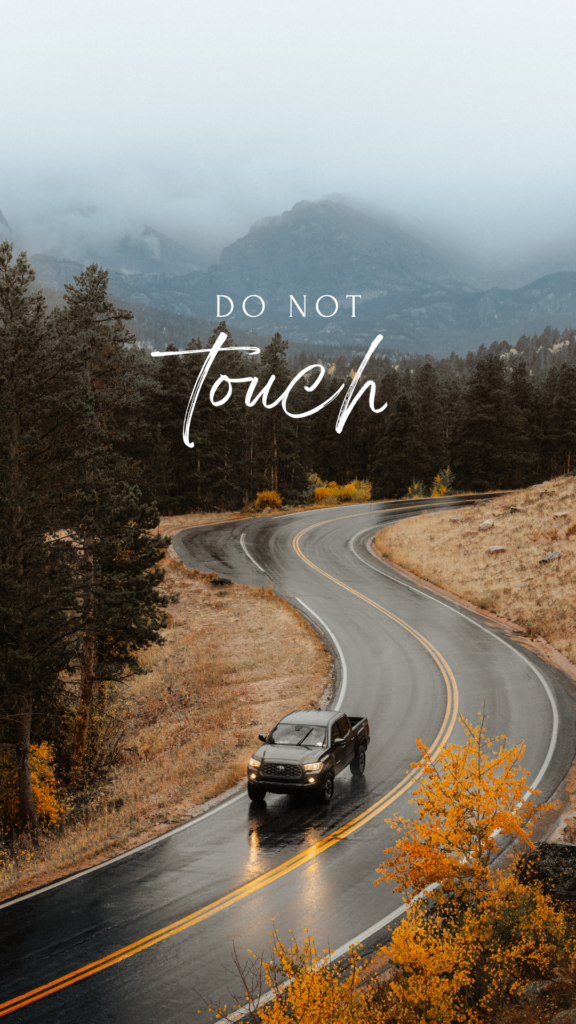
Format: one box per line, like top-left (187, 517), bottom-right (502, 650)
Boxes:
top-left (270, 724), bottom-right (326, 747)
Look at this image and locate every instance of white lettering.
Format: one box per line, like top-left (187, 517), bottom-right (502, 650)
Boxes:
top-left (245, 375), bottom-right (283, 408)
top-left (335, 335), bottom-right (387, 433)
top-left (346, 294), bottom-right (361, 317)
top-left (216, 295), bottom-right (234, 317)
top-left (242, 294), bottom-right (265, 317)
top-left (316, 295), bottom-right (338, 318)
top-left (280, 365), bottom-right (345, 419)
top-left (151, 332), bottom-right (389, 449)
top-left (209, 375), bottom-right (234, 407)
top-left (154, 334), bottom-right (260, 448)
top-left (289, 295), bottom-right (307, 318)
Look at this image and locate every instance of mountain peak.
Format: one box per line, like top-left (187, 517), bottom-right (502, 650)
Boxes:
top-left (220, 197), bottom-right (462, 293)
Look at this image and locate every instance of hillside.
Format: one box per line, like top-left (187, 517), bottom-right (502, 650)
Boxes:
top-left (375, 477), bottom-right (576, 668)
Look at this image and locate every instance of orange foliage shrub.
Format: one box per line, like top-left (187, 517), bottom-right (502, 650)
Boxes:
top-left (313, 478), bottom-right (372, 505)
top-left (218, 929), bottom-right (380, 1024)
top-left (384, 873), bottom-right (574, 1021)
top-left (0, 743), bottom-right (64, 830)
top-left (256, 490), bottom-right (283, 508)
top-left (376, 713), bottom-right (545, 902)
top-left (430, 466), bottom-right (455, 497)
top-left (567, 522), bottom-right (576, 538)
top-left (370, 712), bottom-right (569, 1021)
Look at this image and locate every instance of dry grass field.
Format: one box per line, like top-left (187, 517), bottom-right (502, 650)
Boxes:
top-left (0, 547), bottom-right (332, 900)
top-left (374, 476), bottom-right (576, 667)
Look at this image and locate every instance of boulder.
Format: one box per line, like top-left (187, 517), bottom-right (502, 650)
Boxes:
top-left (554, 511), bottom-right (569, 519)
top-left (474, 498), bottom-right (491, 506)
top-left (540, 489), bottom-right (555, 496)
top-left (486, 546), bottom-right (506, 555)
top-left (539, 550), bottom-right (562, 563)
top-left (518, 979), bottom-right (552, 1004)
top-left (449, 516), bottom-right (463, 522)
top-left (551, 1007), bottom-right (576, 1022)
top-left (478, 519), bottom-right (494, 531)
top-left (509, 506), bottom-right (526, 513)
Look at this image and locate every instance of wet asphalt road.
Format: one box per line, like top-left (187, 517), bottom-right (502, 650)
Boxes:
top-left (2, 498), bottom-right (575, 1022)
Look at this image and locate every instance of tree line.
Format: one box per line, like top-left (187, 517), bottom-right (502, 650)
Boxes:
top-left (144, 325), bottom-right (576, 511)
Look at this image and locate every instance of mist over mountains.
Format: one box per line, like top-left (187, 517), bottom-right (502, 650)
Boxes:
top-left (4, 199), bottom-right (576, 355)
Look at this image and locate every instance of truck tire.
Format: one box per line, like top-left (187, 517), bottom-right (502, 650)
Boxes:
top-left (248, 782), bottom-right (266, 802)
top-left (350, 744), bottom-right (366, 777)
top-left (316, 772), bottom-right (334, 804)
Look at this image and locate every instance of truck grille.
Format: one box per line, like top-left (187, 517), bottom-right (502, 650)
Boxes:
top-left (261, 761), bottom-right (302, 780)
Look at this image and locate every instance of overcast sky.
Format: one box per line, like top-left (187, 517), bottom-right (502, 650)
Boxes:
top-left (2, 0), bottom-right (576, 265)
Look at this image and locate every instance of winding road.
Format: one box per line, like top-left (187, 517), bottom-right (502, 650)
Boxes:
top-left (2, 498), bottom-right (575, 1022)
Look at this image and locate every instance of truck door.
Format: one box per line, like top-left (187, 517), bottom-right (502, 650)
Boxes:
top-left (336, 715), bottom-right (355, 767)
top-left (331, 718), bottom-right (345, 769)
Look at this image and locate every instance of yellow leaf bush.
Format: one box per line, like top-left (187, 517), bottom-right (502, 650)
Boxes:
top-left (405, 480), bottom-right (427, 499)
top-left (0, 743), bottom-right (64, 830)
top-left (313, 477), bottom-right (372, 505)
top-left (383, 873), bottom-right (574, 1021)
top-left (219, 930), bottom-right (381, 1024)
top-left (256, 490), bottom-right (283, 508)
top-left (431, 466), bottom-right (455, 497)
top-left (376, 714), bottom-right (545, 902)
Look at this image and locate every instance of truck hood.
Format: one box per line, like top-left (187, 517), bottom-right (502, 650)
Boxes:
top-left (255, 744), bottom-right (327, 765)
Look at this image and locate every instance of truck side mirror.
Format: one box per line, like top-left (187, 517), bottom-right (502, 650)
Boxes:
top-left (333, 737), bottom-right (345, 746)
top-left (258, 733), bottom-right (268, 743)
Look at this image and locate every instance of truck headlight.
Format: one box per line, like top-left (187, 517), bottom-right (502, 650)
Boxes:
top-left (248, 757), bottom-right (262, 769)
top-left (303, 762), bottom-right (323, 772)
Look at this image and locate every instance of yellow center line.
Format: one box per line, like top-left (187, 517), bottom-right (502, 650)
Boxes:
top-left (0, 509), bottom-right (458, 1017)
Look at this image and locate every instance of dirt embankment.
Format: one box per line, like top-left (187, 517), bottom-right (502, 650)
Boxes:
top-left (0, 535), bottom-right (332, 901)
top-left (374, 477), bottom-right (576, 669)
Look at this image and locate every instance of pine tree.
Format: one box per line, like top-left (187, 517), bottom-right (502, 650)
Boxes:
top-left (54, 266), bottom-right (168, 772)
top-left (451, 353), bottom-right (529, 492)
top-left (541, 363), bottom-right (576, 477)
top-left (411, 362), bottom-right (448, 488)
top-left (0, 244), bottom-right (79, 831)
top-left (372, 388), bottom-right (422, 498)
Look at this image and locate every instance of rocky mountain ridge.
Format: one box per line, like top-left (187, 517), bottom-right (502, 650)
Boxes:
top-left (9, 198), bottom-right (576, 354)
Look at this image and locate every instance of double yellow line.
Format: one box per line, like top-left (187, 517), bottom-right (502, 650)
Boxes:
top-left (0, 511), bottom-right (458, 1017)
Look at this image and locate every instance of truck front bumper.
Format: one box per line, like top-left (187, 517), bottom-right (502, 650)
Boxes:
top-left (247, 772), bottom-right (324, 794)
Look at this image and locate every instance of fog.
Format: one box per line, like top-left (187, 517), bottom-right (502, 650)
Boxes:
top-left (3, 0), bottom-right (576, 269)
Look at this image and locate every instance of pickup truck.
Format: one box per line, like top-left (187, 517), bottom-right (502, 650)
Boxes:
top-left (247, 709), bottom-right (370, 804)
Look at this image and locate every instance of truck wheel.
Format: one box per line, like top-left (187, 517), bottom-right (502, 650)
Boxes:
top-left (317, 773), bottom-right (334, 804)
top-left (350, 744), bottom-right (366, 777)
top-left (248, 783), bottom-right (266, 802)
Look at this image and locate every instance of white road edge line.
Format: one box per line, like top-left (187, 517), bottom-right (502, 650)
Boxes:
top-left (296, 599), bottom-right (348, 711)
top-left (218, 901), bottom-right (410, 1022)
top-left (0, 792), bottom-right (247, 911)
top-left (240, 531), bottom-right (266, 573)
top-left (349, 527), bottom-right (560, 796)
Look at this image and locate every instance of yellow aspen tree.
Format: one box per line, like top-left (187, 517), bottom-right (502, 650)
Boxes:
top-left (376, 713), bottom-right (548, 901)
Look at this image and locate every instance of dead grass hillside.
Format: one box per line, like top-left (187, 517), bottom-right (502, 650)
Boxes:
top-left (374, 476), bottom-right (576, 667)
top-left (0, 557), bottom-right (331, 901)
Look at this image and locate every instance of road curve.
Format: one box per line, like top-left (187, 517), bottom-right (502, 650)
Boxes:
top-left (2, 499), bottom-right (575, 1023)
